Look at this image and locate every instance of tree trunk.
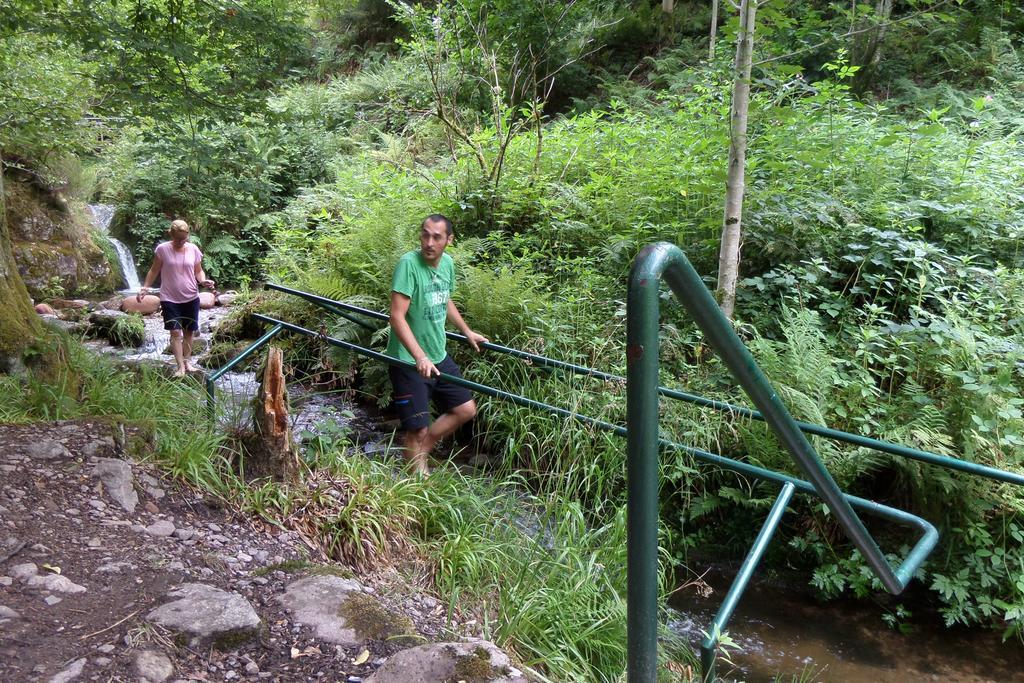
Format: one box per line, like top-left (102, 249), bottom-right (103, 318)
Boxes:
top-left (852, 0), bottom-right (893, 93)
top-left (708, 0), bottom-right (720, 60)
top-left (0, 159), bottom-right (44, 370)
top-left (245, 346), bottom-right (301, 482)
top-left (662, 0), bottom-right (674, 13)
top-left (716, 0), bottom-right (757, 321)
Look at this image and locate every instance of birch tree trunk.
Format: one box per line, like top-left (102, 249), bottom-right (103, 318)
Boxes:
top-left (716, 0), bottom-right (758, 320)
top-left (708, 0), bottom-right (720, 60)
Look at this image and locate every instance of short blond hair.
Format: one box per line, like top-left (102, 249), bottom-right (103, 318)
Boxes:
top-left (169, 220), bottom-right (190, 237)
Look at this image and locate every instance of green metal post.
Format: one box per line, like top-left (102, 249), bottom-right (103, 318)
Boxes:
top-left (700, 482), bottom-right (795, 682)
top-left (205, 323), bottom-right (284, 418)
top-left (626, 253), bottom-right (663, 683)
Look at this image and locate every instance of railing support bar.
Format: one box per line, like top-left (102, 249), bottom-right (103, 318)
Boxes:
top-left (700, 482), bottom-right (795, 682)
top-left (205, 324), bottom-right (283, 418)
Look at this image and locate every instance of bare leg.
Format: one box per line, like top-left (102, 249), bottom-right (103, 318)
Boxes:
top-left (418, 400), bottom-right (477, 459)
top-left (169, 330), bottom-right (185, 377)
top-left (403, 428), bottom-right (430, 475)
top-left (183, 330), bottom-right (197, 372)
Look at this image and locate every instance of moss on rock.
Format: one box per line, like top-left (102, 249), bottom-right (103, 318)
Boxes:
top-left (338, 592), bottom-right (417, 644)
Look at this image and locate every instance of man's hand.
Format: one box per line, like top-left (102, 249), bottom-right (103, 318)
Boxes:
top-left (415, 356), bottom-right (440, 379)
top-left (465, 330), bottom-right (489, 352)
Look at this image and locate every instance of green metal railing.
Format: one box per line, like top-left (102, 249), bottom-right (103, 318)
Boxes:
top-left (200, 267), bottom-right (1024, 683)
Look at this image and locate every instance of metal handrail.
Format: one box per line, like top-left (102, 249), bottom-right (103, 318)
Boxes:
top-left (626, 242), bottom-right (937, 681)
top-left (199, 278), bottom-right (1023, 683)
top-left (265, 282), bottom-right (1024, 487)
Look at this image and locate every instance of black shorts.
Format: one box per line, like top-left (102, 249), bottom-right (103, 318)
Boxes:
top-left (389, 355), bottom-right (473, 431)
top-left (160, 298), bottom-right (200, 332)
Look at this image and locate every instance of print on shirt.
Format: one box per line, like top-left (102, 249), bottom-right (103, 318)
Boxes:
top-left (425, 278), bottom-right (449, 322)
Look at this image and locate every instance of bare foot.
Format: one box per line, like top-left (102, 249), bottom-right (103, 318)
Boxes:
top-left (173, 367), bottom-right (186, 378)
top-left (184, 361), bottom-right (199, 373)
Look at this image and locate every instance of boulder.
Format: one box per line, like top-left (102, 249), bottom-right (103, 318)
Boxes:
top-left (278, 576), bottom-right (418, 646)
top-left (122, 295), bottom-right (161, 315)
top-left (146, 584), bottom-right (262, 649)
top-left (101, 294), bottom-right (125, 311)
top-left (216, 291), bottom-right (239, 306)
top-left (49, 298), bottom-right (89, 310)
top-left (366, 640), bottom-right (529, 683)
top-left (34, 303), bottom-right (55, 315)
top-left (198, 291), bottom-right (216, 309)
top-left (88, 309), bottom-right (127, 335)
top-left (91, 458), bottom-right (139, 514)
top-left (132, 650), bottom-right (174, 683)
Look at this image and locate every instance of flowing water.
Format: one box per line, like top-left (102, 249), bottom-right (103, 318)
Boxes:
top-left (669, 570), bottom-right (1024, 682)
top-left (88, 203), bottom-right (141, 291)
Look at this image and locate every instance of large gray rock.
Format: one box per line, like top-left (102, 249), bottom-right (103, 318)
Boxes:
top-left (146, 584), bottom-right (261, 649)
top-left (91, 458), bottom-right (139, 514)
top-left (366, 640), bottom-right (528, 683)
top-left (132, 649), bottom-right (174, 683)
top-left (278, 575), bottom-right (417, 646)
top-left (25, 440), bottom-right (70, 460)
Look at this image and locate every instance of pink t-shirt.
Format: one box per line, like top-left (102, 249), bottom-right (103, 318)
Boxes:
top-left (154, 241), bottom-right (203, 304)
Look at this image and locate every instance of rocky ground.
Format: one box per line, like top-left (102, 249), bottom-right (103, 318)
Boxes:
top-left (0, 420), bottom-right (529, 683)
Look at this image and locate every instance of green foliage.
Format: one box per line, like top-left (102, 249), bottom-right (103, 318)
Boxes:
top-left (108, 313), bottom-right (145, 348)
top-left (0, 34), bottom-right (96, 165)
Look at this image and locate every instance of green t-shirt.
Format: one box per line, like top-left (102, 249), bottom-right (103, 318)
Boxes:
top-left (385, 250), bottom-right (455, 364)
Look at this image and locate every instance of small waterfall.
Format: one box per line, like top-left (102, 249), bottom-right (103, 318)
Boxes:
top-left (88, 204), bottom-right (141, 292)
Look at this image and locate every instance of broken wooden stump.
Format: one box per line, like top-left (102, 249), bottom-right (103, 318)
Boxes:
top-left (243, 346), bottom-right (300, 482)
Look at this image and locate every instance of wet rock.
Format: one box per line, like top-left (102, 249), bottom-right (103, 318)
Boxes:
top-left (101, 294), bottom-right (125, 311)
top-left (122, 295), bottom-right (161, 315)
top-left (88, 309), bottom-right (128, 334)
top-left (146, 583), bottom-right (262, 649)
top-left (91, 458), bottom-right (139, 514)
top-left (132, 649), bottom-right (174, 682)
top-left (49, 298), bottom-right (90, 310)
top-left (48, 657), bottom-right (87, 683)
top-left (365, 640), bottom-right (528, 683)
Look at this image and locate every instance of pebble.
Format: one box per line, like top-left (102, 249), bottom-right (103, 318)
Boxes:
top-left (97, 644), bottom-right (116, 654)
top-left (146, 520), bottom-right (176, 537)
top-left (66, 508), bottom-right (80, 516)
top-left (172, 528), bottom-right (195, 541)
top-left (0, 577), bottom-right (10, 586)
top-left (237, 552), bottom-right (253, 563)
top-left (87, 538), bottom-right (102, 548)
top-left (44, 595), bottom-right (62, 606)
top-left (244, 662), bottom-right (260, 675)
top-left (208, 523), bottom-right (222, 532)
top-left (0, 606), bottom-right (20, 620)
top-left (93, 656), bottom-right (111, 666)
top-left (167, 561), bottom-right (185, 571)
top-left (144, 501), bottom-right (161, 514)
top-left (88, 498), bottom-right (107, 510)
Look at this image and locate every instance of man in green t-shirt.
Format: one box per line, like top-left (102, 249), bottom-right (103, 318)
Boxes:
top-left (386, 214), bottom-right (488, 475)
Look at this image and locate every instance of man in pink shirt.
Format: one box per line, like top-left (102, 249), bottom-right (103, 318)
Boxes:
top-left (137, 220), bottom-right (215, 377)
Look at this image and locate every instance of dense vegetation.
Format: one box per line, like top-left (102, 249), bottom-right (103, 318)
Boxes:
top-left (3, 0), bottom-right (1024, 680)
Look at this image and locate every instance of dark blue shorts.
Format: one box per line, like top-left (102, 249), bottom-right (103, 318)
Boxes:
top-left (389, 355), bottom-right (473, 431)
top-left (160, 298), bottom-right (200, 332)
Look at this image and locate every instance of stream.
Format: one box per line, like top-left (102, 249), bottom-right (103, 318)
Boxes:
top-left (668, 570), bottom-right (1024, 682)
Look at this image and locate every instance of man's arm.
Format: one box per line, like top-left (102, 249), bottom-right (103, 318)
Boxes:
top-left (446, 300), bottom-right (488, 352)
top-left (391, 291), bottom-right (438, 378)
top-left (137, 254), bottom-right (163, 301)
